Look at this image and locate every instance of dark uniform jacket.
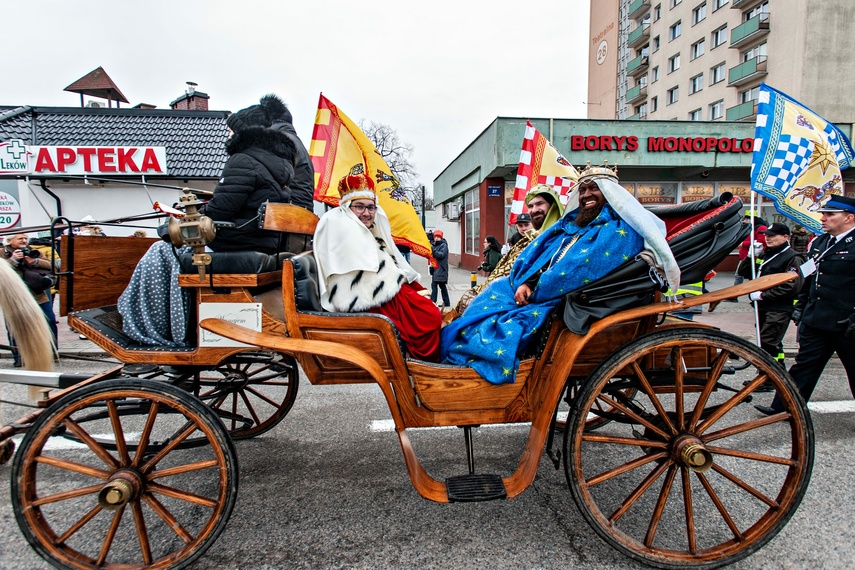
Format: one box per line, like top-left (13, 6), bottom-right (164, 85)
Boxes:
top-left (204, 127), bottom-right (297, 254)
top-left (738, 242), bottom-right (803, 313)
top-left (797, 232), bottom-right (855, 331)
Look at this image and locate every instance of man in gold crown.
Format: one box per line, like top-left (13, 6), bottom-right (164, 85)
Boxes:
top-left (313, 173), bottom-right (441, 361)
top-left (441, 164), bottom-right (679, 384)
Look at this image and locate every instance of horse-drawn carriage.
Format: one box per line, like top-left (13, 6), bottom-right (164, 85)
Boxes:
top-left (0, 191), bottom-right (812, 569)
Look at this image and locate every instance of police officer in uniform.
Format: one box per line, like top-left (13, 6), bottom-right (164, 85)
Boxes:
top-left (756, 195), bottom-right (855, 415)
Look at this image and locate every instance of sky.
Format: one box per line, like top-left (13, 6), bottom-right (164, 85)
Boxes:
top-left (4, 0), bottom-right (591, 193)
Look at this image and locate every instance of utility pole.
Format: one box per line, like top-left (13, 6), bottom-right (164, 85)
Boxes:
top-left (420, 184), bottom-right (426, 227)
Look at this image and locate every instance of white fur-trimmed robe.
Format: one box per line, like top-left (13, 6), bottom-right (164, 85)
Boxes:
top-left (325, 236), bottom-right (407, 312)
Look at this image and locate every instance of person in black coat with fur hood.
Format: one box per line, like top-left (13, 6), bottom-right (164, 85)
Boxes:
top-left (259, 94), bottom-right (315, 211)
top-left (204, 95), bottom-right (313, 254)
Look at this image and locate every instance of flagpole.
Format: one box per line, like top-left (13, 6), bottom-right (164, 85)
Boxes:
top-left (750, 190), bottom-right (761, 346)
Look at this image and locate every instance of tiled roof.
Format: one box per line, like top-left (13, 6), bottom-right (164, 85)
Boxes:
top-left (64, 67), bottom-right (129, 104)
top-left (0, 106), bottom-right (230, 178)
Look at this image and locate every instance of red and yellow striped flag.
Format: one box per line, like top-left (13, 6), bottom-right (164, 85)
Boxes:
top-left (309, 94), bottom-right (433, 261)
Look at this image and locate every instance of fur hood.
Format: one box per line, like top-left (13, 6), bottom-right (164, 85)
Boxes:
top-left (226, 126), bottom-right (296, 163)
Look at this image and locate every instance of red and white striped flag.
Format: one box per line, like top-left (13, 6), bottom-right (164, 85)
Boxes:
top-left (509, 121), bottom-right (579, 223)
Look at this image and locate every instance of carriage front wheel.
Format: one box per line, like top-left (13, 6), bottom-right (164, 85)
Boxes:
top-left (12, 378), bottom-right (238, 570)
top-left (564, 328), bottom-right (813, 569)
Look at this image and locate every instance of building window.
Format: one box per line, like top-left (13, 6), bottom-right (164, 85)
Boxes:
top-left (652, 35), bottom-right (661, 52)
top-left (689, 73), bottom-right (704, 94)
top-left (637, 74), bottom-right (649, 88)
top-left (651, 96), bottom-right (659, 112)
top-left (713, 0), bottom-right (728, 10)
top-left (739, 85), bottom-right (761, 103)
top-left (710, 62), bottom-right (726, 84)
top-left (709, 100), bottom-right (724, 120)
top-left (745, 1), bottom-right (769, 20)
top-left (689, 108), bottom-right (702, 121)
top-left (652, 66), bottom-right (660, 83)
top-left (667, 86), bottom-right (679, 105)
top-left (654, 4), bottom-right (662, 21)
top-left (464, 188), bottom-right (480, 255)
top-left (671, 0), bottom-right (682, 8)
top-left (669, 21), bottom-right (682, 41)
top-left (636, 102), bottom-right (649, 118)
top-left (692, 2), bottom-right (707, 25)
top-left (691, 38), bottom-right (705, 60)
top-left (668, 54), bottom-right (681, 73)
top-left (742, 42), bottom-right (767, 62)
top-left (711, 25), bottom-right (727, 48)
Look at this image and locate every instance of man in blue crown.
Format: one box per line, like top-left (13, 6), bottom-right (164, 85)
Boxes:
top-left (757, 194), bottom-right (855, 415)
top-left (440, 164), bottom-right (680, 384)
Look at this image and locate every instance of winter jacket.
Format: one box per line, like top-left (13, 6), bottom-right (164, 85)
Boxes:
top-left (431, 239), bottom-right (449, 283)
top-left (738, 242), bottom-right (803, 313)
top-left (790, 228), bottom-right (812, 255)
top-left (480, 248), bottom-right (502, 274)
top-left (270, 121), bottom-right (315, 211)
top-left (5, 246), bottom-right (55, 304)
top-left (204, 127), bottom-right (297, 254)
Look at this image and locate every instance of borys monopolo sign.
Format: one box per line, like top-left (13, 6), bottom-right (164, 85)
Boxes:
top-left (0, 139), bottom-right (168, 175)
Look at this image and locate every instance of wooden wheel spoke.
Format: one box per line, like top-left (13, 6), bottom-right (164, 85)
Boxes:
top-left (608, 459), bottom-right (671, 523)
top-left (706, 445), bottom-right (795, 466)
top-left (688, 350), bottom-right (730, 429)
top-left (106, 400), bottom-right (131, 465)
top-left (587, 452), bottom-right (668, 487)
top-left (244, 386), bottom-right (281, 409)
top-left (696, 374), bottom-right (769, 435)
top-left (139, 422), bottom-right (200, 474)
top-left (631, 362), bottom-right (677, 435)
top-left (697, 472), bottom-right (745, 541)
top-left (35, 455), bottom-right (111, 479)
top-left (132, 501), bottom-right (153, 566)
top-left (681, 466), bottom-right (696, 553)
top-left (62, 418), bottom-right (119, 469)
top-left (674, 347), bottom-right (685, 431)
top-left (148, 481), bottom-right (218, 508)
top-left (56, 504), bottom-right (102, 545)
top-left (645, 463), bottom-right (677, 547)
top-left (149, 459), bottom-right (220, 480)
top-left (244, 363), bottom-right (274, 377)
top-left (231, 391), bottom-right (238, 431)
top-left (96, 505), bottom-right (125, 566)
top-left (710, 463), bottom-right (778, 508)
top-left (33, 483), bottom-right (103, 506)
top-left (594, 394), bottom-right (670, 440)
top-left (239, 390), bottom-right (263, 427)
top-left (582, 433), bottom-right (668, 449)
top-left (133, 402), bottom-right (159, 469)
top-left (143, 493), bottom-right (194, 544)
top-left (704, 413), bottom-right (792, 443)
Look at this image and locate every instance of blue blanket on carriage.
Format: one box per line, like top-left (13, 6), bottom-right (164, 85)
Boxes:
top-left (441, 206), bottom-right (643, 384)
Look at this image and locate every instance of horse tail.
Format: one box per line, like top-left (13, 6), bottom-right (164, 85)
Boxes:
top-left (0, 261), bottom-right (55, 371)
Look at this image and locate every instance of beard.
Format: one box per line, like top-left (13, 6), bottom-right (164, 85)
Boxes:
top-left (575, 202), bottom-right (604, 227)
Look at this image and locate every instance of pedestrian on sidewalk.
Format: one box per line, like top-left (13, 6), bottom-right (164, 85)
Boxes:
top-left (430, 230), bottom-right (451, 308)
top-left (756, 196), bottom-right (855, 415)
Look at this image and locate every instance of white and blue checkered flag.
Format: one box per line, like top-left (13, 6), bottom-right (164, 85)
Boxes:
top-left (751, 83), bottom-right (854, 233)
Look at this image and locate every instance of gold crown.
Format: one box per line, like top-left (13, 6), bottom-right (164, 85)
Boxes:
top-left (578, 160), bottom-right (619, 181)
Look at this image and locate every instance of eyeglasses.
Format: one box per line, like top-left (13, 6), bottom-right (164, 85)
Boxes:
top-left (350, 203), bottom-right (377, 213)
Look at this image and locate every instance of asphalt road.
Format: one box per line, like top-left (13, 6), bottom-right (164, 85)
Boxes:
top-left (1, 353), bottom-right (854, 570)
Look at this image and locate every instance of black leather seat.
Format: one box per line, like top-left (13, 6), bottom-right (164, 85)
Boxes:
top-left (177, 251), bottom-right (292, 275)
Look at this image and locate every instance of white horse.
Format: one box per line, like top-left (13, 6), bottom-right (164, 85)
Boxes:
top-left (0, 260), bottom-right (55, 371)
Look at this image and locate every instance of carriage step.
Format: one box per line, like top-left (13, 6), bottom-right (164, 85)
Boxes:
top-left (446, 474), bottom-right (507, 502)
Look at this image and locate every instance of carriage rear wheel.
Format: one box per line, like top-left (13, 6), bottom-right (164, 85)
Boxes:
top-left (12, 379), bottom-right (238, 570)
top-left (564, 328), bottom-right (813, 568)
top-left (195, 352), bottom-right (299, 440)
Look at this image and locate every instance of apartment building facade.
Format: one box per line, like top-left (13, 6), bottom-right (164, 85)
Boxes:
top-left (588, 0), bottom-right (855, 124)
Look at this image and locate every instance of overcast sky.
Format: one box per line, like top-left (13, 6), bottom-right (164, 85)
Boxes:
top-left (4, 0), bottom-right (591, 192)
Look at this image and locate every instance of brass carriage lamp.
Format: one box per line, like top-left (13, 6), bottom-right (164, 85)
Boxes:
top-left (167, 188), bottom-right (219, 280)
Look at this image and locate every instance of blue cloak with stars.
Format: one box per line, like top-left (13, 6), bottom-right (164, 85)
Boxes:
top-left (440, 205), bottom-right (643, 384)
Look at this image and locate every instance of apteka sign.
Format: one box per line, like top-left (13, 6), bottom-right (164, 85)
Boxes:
top-left (0, 139), bottom-right (168, 175)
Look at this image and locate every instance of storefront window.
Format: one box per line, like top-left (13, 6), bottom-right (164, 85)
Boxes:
top-left (464, 188), bottom-right (480, 255)
top-left (636, 183), bottom-right (677, 204)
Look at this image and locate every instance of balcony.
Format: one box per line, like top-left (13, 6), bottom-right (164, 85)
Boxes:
top-left (628, 23), bottom-right (650, 48)
top-left (731, 13), bottom-right (770, 48)
top-left (627, 54), bottom-right (650, 76)
top-left (726, 100), bottom-right (758, 121)
top-left (626, 84), bottom-right (648, 104)
top-left (731, 0), bottom-right (763, 8)
top-left (627, 111), bottom-right (648, 120)
top-left (628, 0), bottom-right (651, 20)
top-left (728, 56), bottom-right (767, 86)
